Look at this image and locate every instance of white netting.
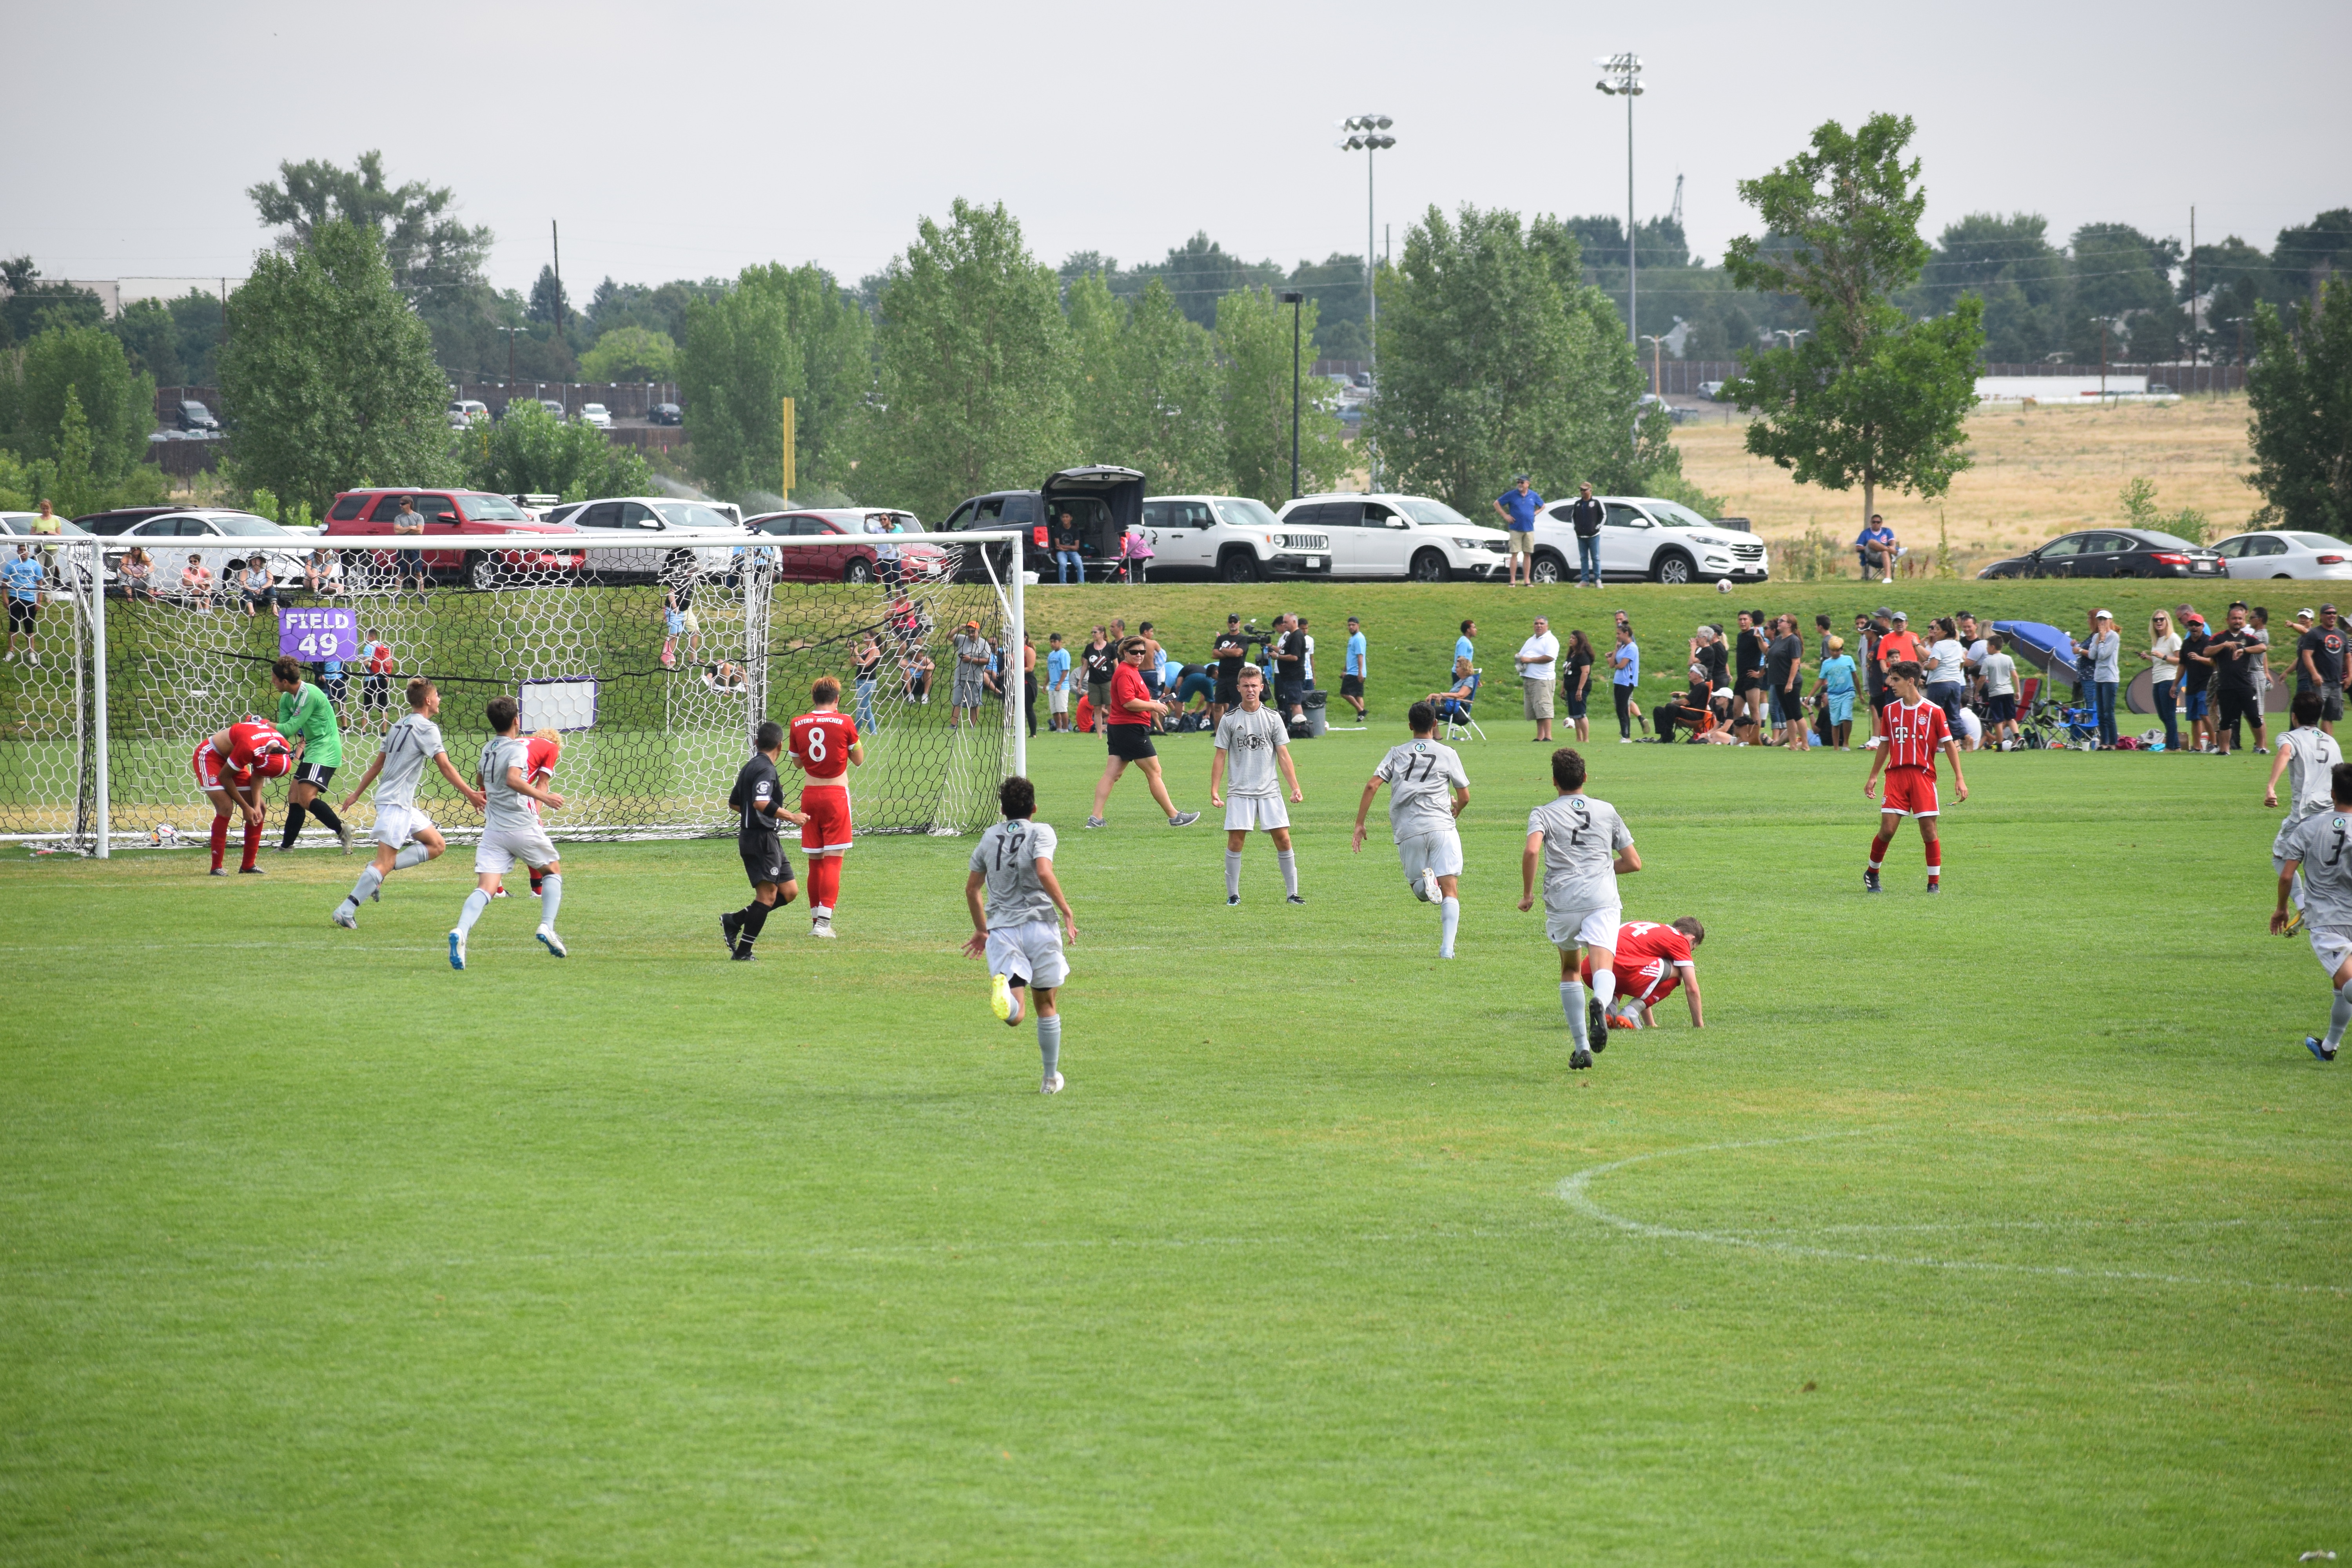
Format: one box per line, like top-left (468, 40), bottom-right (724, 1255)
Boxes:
top-left (0, 534), bottom-right (1023, 851)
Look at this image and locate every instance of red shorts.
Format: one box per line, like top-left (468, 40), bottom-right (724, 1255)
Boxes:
top-left (800, 783), bottom-right (852, 856)
top-left (191, 742), bottom-right (243, 794)
top-left (1880, 768), bottom-right (1940, 818)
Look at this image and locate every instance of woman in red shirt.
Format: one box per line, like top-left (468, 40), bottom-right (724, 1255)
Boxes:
top-left (1085, 637), bottom-right (1201, 830)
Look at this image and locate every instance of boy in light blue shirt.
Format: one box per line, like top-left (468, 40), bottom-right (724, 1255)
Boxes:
top-left (1813, 635), bottom-right (1860, 750)
top-left (1341, 615), bottom-right (1368, 720)
top-left (1044, 633), bottom-right (1073, 732)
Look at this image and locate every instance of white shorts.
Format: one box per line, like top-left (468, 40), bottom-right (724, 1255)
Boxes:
top-left (475, 821), bottom-right (561, 875)
top-left (1048, 686), bottom-right (1071, 714)
top-left (2311, 925), bottom-right (2352, 980)
top-left (1224, 794), bottom-right (1290, 832)
top-left (1546, 902), bottom-right (1622, 951)
top-left (1397, 829), bottom-right (1464, 892)
top-left (985, 918), bottom-right (1068, 990)
top-left (372, 803), bottom-right (434, 849)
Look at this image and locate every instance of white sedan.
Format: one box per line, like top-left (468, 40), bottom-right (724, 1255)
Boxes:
top-left (1272, 493), bottom-right (1513, 581)
top-left (1528, 495), bottom-right (1770, 585)
top-left (98, 510), bottom-right (311, 590)
top-left (2210, 530), bottom-right (2352, 580)
top-left (578, 403), bottom-right (613, 429)
top-left (541, 496), bottom-right (746, 579)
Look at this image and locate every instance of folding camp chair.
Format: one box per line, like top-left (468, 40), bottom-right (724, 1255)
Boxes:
top-left (1436, 668), bottom-right (1486, 742)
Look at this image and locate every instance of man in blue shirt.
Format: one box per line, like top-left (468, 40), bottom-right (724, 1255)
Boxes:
top-left (1453, 620), bottom-right (1477, 684)
top-left (1044, 633), bottom-right (1072, 732)
top-left (1341, 615), bottom-right (1369, 720)
top-left (1494, 474), bottom-right (1543, 588)
top-left (1857, 514), bottom-right (1897, 582)
top-left (3, 543), bottom-right (45, 666)
top-left (1610, 622), bottom-right (1642, 741)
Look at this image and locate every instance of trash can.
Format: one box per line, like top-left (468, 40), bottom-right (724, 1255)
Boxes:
top-left (1299, 689), bottom-right (1328, 739)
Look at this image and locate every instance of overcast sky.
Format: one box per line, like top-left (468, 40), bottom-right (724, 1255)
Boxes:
top-left (8, 0), bottom-right (2345, 302)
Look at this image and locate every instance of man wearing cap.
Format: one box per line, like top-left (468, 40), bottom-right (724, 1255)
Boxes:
top-left (1494, 474), bottom-right (1543, 588)
top-left (1873, 610), bottom-right (1923, 715)
top-left (1857, 514), bottom-right (1897, 582)
top-left (1564, 481), bottom-right (1606, 588)
top-left (2299, 604), bottom-right (2346, 735)
top-left (2074, 610), bottom-right (2122, 748)
top-left (950, 619), bottom-right (992, 730)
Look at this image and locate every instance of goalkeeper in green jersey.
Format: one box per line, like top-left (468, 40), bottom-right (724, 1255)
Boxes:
top-left (272, 655), bottom-right (352, 853)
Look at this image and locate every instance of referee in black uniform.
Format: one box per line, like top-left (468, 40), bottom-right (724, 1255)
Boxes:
top-left (722, 720), bottom-right (803, 960)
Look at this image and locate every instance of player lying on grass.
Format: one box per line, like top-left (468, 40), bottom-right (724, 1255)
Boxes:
top-left (332, 680), bottom-right (483, 928)
top-left (1862, 661), bottom-right (1968, 895)
top-left (448, 695), bottom-right (567, 969)
top-left (722, 720), bottom-right (806, 961)
top-left (1354, 701), bottom-right (1472, 958)
top-left (1210, 666), bottom-right (1305, 906)
top-left (1576, 918), bottom-right (1706, 1030)
top-left (1519, 747), bottom-right (1638, 1070)
top-left (964, 775), bottom-right (1078, 1095)
top-left (191, 717), bottom-right (293, 875)
top-left (2270, 760), bottom-right (2352, 1062)
top-left (790, 677), bottom-right (862, 939)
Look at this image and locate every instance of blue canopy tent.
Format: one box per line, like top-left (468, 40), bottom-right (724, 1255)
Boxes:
top-left (1992, 621), bottom-right (2080, 690)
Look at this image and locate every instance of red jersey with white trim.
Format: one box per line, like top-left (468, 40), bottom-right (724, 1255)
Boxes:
top-left (789, 709), bottom-right (858, 784)
top-left (1880, 699), bottom-right (1950, 774)
top-left (523, 735), bottom-right (560, 816)
top-left (1613, 920), bottom-right (1695, 1005)
top-left (223, 720), bottom-right (290, 772)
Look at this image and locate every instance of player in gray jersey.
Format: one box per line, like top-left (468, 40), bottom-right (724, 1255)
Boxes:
top-left (964, 776), bottom-right (1078, 1094)
top-left (2267, 691), bottom-right (2345, 926)
top-left (330, 679), bottom-right (483, 929)
top-left (448, 694), bottom-right (567, 969)
top-left (1519, 748), bottom-right (1640, 1069)
top-left (1353, 701), bottom-right (1472, 958)
top-left (1210, 667), bottom-right (1305, 905)
top-left (2270, 760), bottom-right (2352, 1060)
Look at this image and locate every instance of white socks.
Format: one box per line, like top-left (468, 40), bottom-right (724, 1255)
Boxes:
top-left (393, 840), bottom-right (432, 870)
top-left (1038, 1013), bottom-right (1062, 1076)
top-left (455, 888), bottom-right (490, 935)
top-left (344, 865), bottom-right (382, 909)
top-left (1278, 850), bottom-right (1298, 898)
top-left (1226, 850), bottom-right (1243, 899)
top-left (2328, 985), bottom-right (2352, 1052)
top-left (538, 873), bottom-right (563, 930)
top-left (1563, 981), bottom-right (1590, 1048)
top-left (1439, 896), bottom-right (1459, 959)
top-left (1592, 969), bottom-right (1616, 1012)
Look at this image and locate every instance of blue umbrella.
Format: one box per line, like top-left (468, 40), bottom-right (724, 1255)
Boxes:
top-left (1993, 620), bottom-right (2080, 685)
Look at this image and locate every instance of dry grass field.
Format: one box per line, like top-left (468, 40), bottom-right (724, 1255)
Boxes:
top-left (1673, 394), bottom-right (2261, 575)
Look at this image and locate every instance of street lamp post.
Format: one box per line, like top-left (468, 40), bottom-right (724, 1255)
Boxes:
top-left (1338, 115), bottom-right (1396, 483)
top-left (1594, 54), bottom-right (1644, 349)
top-left (1278, 290), bottom-right (1305, 499)
top-left (1639, 333), bottom-right (1666, 398)
top-left (1772, 328), bottom-right (1811, 352)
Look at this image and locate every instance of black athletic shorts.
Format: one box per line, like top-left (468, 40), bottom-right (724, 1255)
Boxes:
top-left (7, 599), bottom-right (36, 631)
top-left (362, 674), bottom-right (390, 709)
top-left (1339, 674), bottom-right (1364, 698)
top-left (1105, 722), bottom-right (1156, 762)
top-left (293, 761), bottom-right (336, 789)
top-left (2216, 683), bottom-right (2260, 730)
top-left (1214, 681), bottom-right (1241, 707)
top-left (741, 839), bottom-right (793, 888)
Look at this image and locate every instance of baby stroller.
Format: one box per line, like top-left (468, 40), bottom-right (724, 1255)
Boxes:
top-left (2016, 694), bottom-right (2099, 750)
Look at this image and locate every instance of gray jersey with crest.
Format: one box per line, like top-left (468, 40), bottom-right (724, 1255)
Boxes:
top-left (1216, 706), bottom-right (1290, 797)
top-left (1374, 738), bottom-right (1468, 843)
top-left (1528, 792), bottom-right (1634, 912)
top-left (971, 818), bottom-right (1060, 927)
top-left (477, 735), bottom-right (538, 833)
top-left (2285, 809), bottom-right (2352, 929)
top-left (2282, 726), bottom-right (2344, 824)
top-left (373, 713), bottom-right (444, 811)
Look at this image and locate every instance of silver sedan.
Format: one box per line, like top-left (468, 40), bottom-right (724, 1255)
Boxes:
top-left (2211, 530), bottom-right (2352, 580)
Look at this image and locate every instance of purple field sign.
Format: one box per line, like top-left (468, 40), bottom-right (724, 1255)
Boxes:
top-left (278, 606), bottom-right (358, 661)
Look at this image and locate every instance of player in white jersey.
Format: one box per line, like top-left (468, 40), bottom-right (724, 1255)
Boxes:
top-left (2267, 690), bottom-right (2343, 930)
top-left (448, 694), bottom-right (567, 968)
top-left (1519, 748), bottom-right (1639, 1069)
top-left (2271, 760), bottom-right (2352, 1061)
top-left (1353, 701), bottom-right (1471, 958)
top-left (330, 679), bottom-right (484, 929)
top-left (964, 775), bottom-right (1079, 1094)
top-left (1210, 667), bottom-right (1305, 906)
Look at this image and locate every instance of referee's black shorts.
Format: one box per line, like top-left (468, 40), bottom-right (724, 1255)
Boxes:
top-left (741, 840), bottom-right (793, 889)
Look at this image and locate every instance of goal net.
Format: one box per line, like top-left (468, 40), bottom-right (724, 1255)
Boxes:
top-left (0, 532), bottom-right (1026, 854)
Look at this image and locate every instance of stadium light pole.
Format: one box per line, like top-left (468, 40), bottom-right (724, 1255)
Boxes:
top-left (1279, 290), bottom-right (1305, 498)
top-left (1639, 333), bottom-right (1667, 398)
top-left (1338, 115), bottom-right (1394, 485)
top-left (1772, 328), bottom-right (1811, 352)
top-left (1594, 55), bottom-right (1644, 349)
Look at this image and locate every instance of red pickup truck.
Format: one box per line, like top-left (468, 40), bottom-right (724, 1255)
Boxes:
top-left (322, 488), bottom-right (585, 590)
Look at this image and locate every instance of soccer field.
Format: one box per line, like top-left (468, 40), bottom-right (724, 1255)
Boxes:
top-left (3, 585), bottom-right (2347, 1563)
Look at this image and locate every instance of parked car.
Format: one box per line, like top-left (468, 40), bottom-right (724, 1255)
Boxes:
top-left (94, 510), bottom-right (310, 590)
top-left (1526, 495), bottom-right (1769, 585)
top-left (1637, 392), bottom-right (1690, 425)
top-left (539, 399), bottom-right (568, 421)
top-left (578, 402), bottom-right (612, 430)
top-left (742, 509), bottom-right (952, 584)
top-left (1140, 495), bottom-right (1333, 582)
top-left (1699, 380), bottom-right (1728, 401)
top-left (538, 496), bottom-right (745, 580)
top-left (648, 402), bottom-right (682, 426)
top-left (935, 466), bottom-right (1147, 580)
top-left (321, 488), bottom-right (586, 589)
top-left (1272, 494), bottom-right (1514, 582)
top-left (2208, 530), bottom-right (2352, 580)
top-left (174, 399), bottom-right (220, 432)
top-left (1975, 528), bottom-right (2227, 580)
top-left (448, 399), bottom-right (490, 425)
top-left (71, 506), bottom-right (183, 536)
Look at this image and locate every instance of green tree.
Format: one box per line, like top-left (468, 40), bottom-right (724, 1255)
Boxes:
top-left (249, 151), bottom-right (492, 308)
top-left (1911, 213), bottom-right (2068, 362)
top-left (1216, 285), bottom-right (1350, 506)
top-left (1365, 205), bottom-right (1660, 514)
top-left (1722, 114), bottom-right (1984, 529)
top-left (31, 387), bottom-right (102, 519)
top-left (578, 325), bottom-right (677, 383)
top-left (2067, 223), bottom-right (2180, 362)
top-left (0, 257), bottom-right (105, 346)
top-left (677, 263), bottom-right (871, 503)
top-left (2247, 281), bottom-right (2352, 534)
top-left (218, 220), bottom-right (455, 513)
top-left (8, 324), bottom-right (156, 479)
top-left (461, 399), bottom-right (651, 502)
top-left (864, 200), bottom-right (1073, 521)
top-left (1065, 276), bottom-right (1224, 491)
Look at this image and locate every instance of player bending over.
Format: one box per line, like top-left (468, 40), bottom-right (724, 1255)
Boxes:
top-left (1580, 918), bottom-right (1706, 1031)
top-left (271, 656), bottom-right (352, 855)
top-left (1519, 748), bottom-right (1639, 1069)
top-left (1862, 660), bottom-right (1968, 894)
top-left (1353, 701), bottom-right (1471, 959)
top-left (2270, 761), bottom-right (2352, 1061)
top-left (964, 775), bottom-right (1080, 1094)
top-left (789, 677), bottom-right (863, 938)
top-left (332, 680), bottom-right (483, 928)
top-left (192, 717), bottom-right (293, 875)
top-left (448, 695), bottom-right (567, 969)
top-left (1210, 666), bottom-right (1305, 906)
top-left (722, 720), bottom-right (806, 960)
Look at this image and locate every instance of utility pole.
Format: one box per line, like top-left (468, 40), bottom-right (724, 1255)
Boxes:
top-left (1595, 54), bottom-right (1646, 348)
top-left (2189, 206), bottom-right (2198, 370)
top-left (550, 220), bottom-right (566, 335)
top-left (1279, 291), bottom-right (1305, 499)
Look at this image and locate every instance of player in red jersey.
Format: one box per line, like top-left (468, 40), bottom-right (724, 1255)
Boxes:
top-left (1862, 660), bottom-right (1969, 894)
top-left (1579, 917), bottom-right (1706, 1030)
top-left (191, 717), bottom-right (294, 875)
top-left (788, 675), bottom-right (864, 938)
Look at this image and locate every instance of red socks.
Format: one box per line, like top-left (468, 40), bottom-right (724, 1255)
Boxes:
top-left (209, 815), bottom-right (229, 871)
top-left (1924, 840), bottom-right (1942, 881)
top-left (1868, 833), bottom-right (1891, 869)
top-left (808, 856), bottom-right (841, 911)
top-left (241, 819), bottom-right (262, 871)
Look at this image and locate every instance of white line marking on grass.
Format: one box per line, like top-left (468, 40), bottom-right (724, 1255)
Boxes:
top-left (1555, 1131), bottom-right (2351, 1296)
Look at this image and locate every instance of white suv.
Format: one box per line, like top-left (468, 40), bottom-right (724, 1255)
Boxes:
top-left (1140, 495), bottom-right (1335, 583)
top-left (1529, 495), bottom-right (1769, 585)
top-left (1273, 493), bottom-right (1513, 581)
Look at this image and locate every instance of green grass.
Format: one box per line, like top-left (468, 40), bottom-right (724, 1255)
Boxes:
top-left (3, 581), bottom-right (2347, 1564)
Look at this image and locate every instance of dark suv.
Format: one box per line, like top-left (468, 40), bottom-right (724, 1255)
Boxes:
top-left (935, 466), bottom-right (1144, 581)
top-left (648, 402), bottom-right (682, 426)
top-left (175, 399), bottom-right (221, 433)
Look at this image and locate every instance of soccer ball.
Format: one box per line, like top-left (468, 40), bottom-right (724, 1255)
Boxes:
top-left (150, 822), bottom-right (179, 846)
top-left (1716, 578), bottom-right (1733, 593)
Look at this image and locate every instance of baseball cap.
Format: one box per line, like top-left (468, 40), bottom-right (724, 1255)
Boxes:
top-left (1873, 605), bottom-right (1893, 618)
top-left (1891, 610), bottom-right (1908, 622)
top-left (1227, 612), bottom-right (1240, 623)
top-left (2325, 604), bottom-right (2341, 615)
top-left (1514, 473), bottom-right (1530, 483)
top-left (2093, 608), bottom-right (2113, 621)
top-left (962, 618), bottom-right (980, 630)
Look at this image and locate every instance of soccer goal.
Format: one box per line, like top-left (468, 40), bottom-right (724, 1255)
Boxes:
top-left (0, 531), bottom-right (1029, 855)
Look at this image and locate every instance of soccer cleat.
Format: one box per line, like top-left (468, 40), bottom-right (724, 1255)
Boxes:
top-left (1041, 1072), bottom-right (1064, 1095)
top-left (1926, 878), bottom-right (1940, 894)
top-left (730, 946), bottom-right (757, 961)
top-left (336, 820), bottom-right (353, 854)
top-left (2282, 908), bottom-right (2307, 938)
top-left (1569, 1047), bottom-right (1594, 1070)
top-left (238, 864), bottom-right (266, 875)
top-left (991, 973), bottom-right (1023, 1027)
top-left (1419, 867), bottom-right (1440, 904)
top-left (1084, 815), bottom-right (1106, 829)
top-left (1168, 811), bottom-right (1200, 828)
top-left (1286, 893), bottom-right (1305, 904)
top-left (721, 910), bottom-right (742, 953)
top-left (536, 926), bottom-right (567, 958)
top-left (2309, 1036), bottom-right (2337, 1063)
top-left (448, 930), bottom-right (467, 970)
top-left (208, 867), bottom-right (227, 877)
top-left (1864, 866), bottom-right (1882, 893)
top-left (332, 904), bottom-right (358, 930)
top-left (1227, 893), bottom-right (1241, 906)
top-left (1589, 996), bottom-right (1608, 1043)
top-left (809, 917), bottom-right (837, 939)
top-left (491, 887), bottom-right (510, 898)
